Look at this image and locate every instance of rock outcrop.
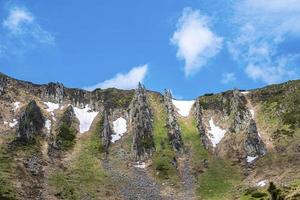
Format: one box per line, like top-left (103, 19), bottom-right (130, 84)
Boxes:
top-left (59, 105), bottom-right (77, 128)
top-left (48, 105), bottom-right (78, 155)
top-left (194, 101), bottom-right (210, 150)
top-left (0, 74), bottom-right (7, 96)
top-left (17, 100), bottom-right (45, 142)
top-left (229, 90), bottom-right (251, 133)
top-left (244, 119), bottom-right (266, 157)
top-left (43, 82), bottom-right (65, 103)
top-left (101, 110), bottom-right (112, 154)
top-left (164, 89), bottom-right (183, 152)
top-left (131, 83), bottom-right (154, 160)
top-left (194, 89), bottom-right (266, 159)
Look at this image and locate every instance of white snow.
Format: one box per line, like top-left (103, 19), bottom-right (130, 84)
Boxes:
top-left (257, 180), bottom-right (267, 187)
top-left (45, 120), bottom-right (51, 133)
top-left (44, 102), bottom-right (59, 113)
top-left (249, 109), bottom-right (255, 118)
top-left (172, 99), bottom-right (195, 117)
top-left (241, 91), bottom-right (250, 94)
top-left (134, 162), bottom-right (146, 169)
top-left (13, 102), bottom-right (21, 111)
top-left (73, 105), bottom-right (98, 133)
top-left (247, 156), bottom-right (258, 163)
top-left (111, 117), bottom-right (127, 143)
top-left (9, 119), bottom-right (18, 128)
top-left (4, 121), bottom-right (8, 125)
top-left (207, 118), bottom-right (226, 148)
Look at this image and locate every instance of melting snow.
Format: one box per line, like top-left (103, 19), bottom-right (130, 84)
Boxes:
top-left (207, 118), bottom-right (226, 148)
top-left (172, 99), bottom-right (195, 117)
top-left (249, 109), bottom-right (255, 118)
top-left (134, 162), bottom-right (146, 169)
top-left (45, 120), bottom-right (51, 133)
top-left (44, 102), bottom-right (59, 116)
top-left (13, 102), bottom-right (20, 111)
top-left (111, 117), bottom-right (127, 143)
top-left (9, 119), bottom-right (18, 128)
top-left (247, 156), bottom-right (258, 163)
top-left (73, 105), bottom-right (98, 133)
top-left (241, 91), bottom-right (250, 94)
top-left (257, 180), bottom-right (267, 187)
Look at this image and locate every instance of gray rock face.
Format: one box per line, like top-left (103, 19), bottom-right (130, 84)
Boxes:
top-left (130, 83), bottom-right (154, 161)
top-left (25, 155), bottom-right (43, 176)
top-left (0, 74), bottom-right (7, 96)
top-left (17, 100), bottom-right (45, 141)
top-left (230, 90), bottom-right (251, 133)
top-left (102, 110), bottom-right (112, 154)
top-left (164, 89), bottom-right (183, 152)
top-left (194, 101), bottom-right (210, 150)
top-left (244, 119), bottom-right (266, 157)
top-left (60, 105), bottom-right (76, 127)
top-left (44, 82), bottom-right (65, 103)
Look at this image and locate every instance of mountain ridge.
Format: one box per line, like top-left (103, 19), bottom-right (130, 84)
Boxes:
top-left (0, 72), bottom-right (299, 200)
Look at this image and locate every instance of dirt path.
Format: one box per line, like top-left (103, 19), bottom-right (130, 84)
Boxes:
top-left (102, 140), bottom-right (164, 200)
top-left (180, 152), bottom-right (197, 200)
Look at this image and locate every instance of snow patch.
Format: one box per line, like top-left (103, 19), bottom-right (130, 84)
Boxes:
top-left (172, 99), bottom-right (195, 117)
top-left (247, 156), bottom-right (258, 163)
top-left (257, 180), bottom-right (267, 187)
top-left (4, 121), bottom-right (8, 125)
top-left (73, 105), bottom-right (98, 133)
top-left (45, 120), bottom-right (51, 133)
top-left (207, 118), bottom-right (226, 148)
top-left (13, 102), bottom-right (21, 111)
top-left (111, 117), bottom-right (127, 143)
top-left (241, 91), bottom-right (250, 94)
top-left (44, 102), bottom-right (59, 113)
top-left (9, 119), bottom-right (18, 128)
top-left (134, 162), bottom-right (146, 169)
top-left (249, 109), bottom-right (255, 118)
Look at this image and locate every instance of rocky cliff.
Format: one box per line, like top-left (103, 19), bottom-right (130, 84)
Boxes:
top-left (130, 83), bottom-right (155, 161)
top-left (0, 72), bottom-right (299, 200)
top-left (163, 89), bottom-right (183, 153)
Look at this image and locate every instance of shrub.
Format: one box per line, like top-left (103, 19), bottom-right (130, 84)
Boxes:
top-left (56, 123), bottom-right (76, 150)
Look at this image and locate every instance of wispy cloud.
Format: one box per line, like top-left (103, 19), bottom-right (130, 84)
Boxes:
top-left (228, 0), bottom-right (300, 84)
top-left (0, 6), bottom-right (55, 57)
top-left (3, 6), bottom-right (55, 45)
top-left (221, 73), bottom-right (236, 84)
top-left (171, 8), bottom-right (223, 77)
top-left (84, 65), bottom-right (148, 91)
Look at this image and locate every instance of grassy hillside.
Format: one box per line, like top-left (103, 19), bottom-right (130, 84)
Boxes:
top-left (49, 122), bottom-right (113, 200)
top-left (148, 93), bottom-right (179, 185)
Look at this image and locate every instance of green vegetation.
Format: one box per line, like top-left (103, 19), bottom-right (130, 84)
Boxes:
top-left (102, 88), bottom-right (134, 109)
top-left (149, 93), bottom-right (179, 183)
top-left (197, 158), bottom-right (241, 200)
top-left (179, 117), bottom-right (208, 173)
top-left (56, 123), bottom-right (76, 151)
top-left (255, 81), bottom-right (300, 139)
top-left (49, 124), bottom-right (110, 199)
top-left (178, 116), bottom-right (242, 200)
top-left (0, 138), bottom-right (17, 200)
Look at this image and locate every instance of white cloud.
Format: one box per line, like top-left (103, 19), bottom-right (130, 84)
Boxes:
top-left (171, 8), bottom-right (223, 77)
top-left (3, 7), bottom-right (33, 33)
top-left (221, 73), bottom-right (236, 84)
top-left (228, 0), bottom-right (300, 83)
top-left (2, 6), bottom-right (55, 45)
top-left (84, 65), bottom-right (148, 91)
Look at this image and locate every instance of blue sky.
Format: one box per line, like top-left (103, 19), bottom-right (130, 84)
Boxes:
top-left (0, 0), bottom-right (299, 99)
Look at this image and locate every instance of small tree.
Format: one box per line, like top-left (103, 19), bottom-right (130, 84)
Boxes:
top-left (267, 182), bottom-right (284, 200)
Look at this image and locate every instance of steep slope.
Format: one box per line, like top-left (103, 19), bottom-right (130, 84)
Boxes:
top-left (0, 72), bottom-right (300, 200)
